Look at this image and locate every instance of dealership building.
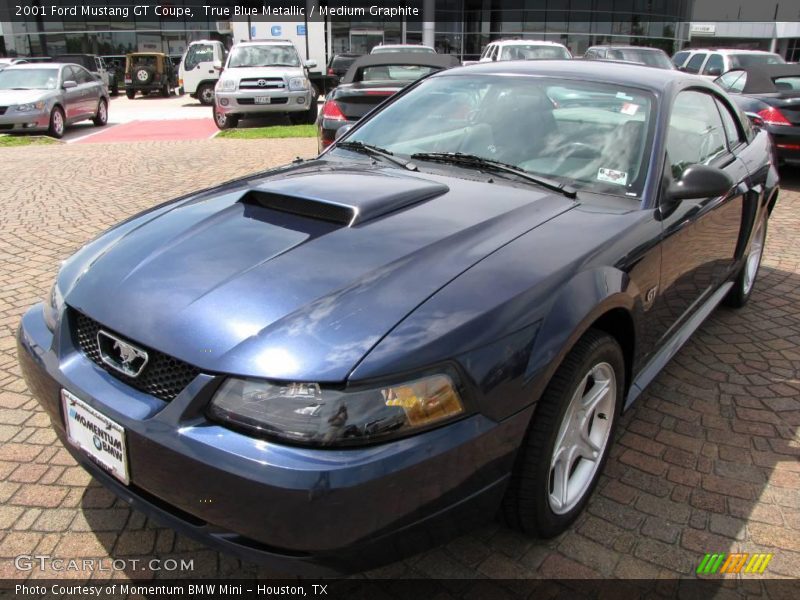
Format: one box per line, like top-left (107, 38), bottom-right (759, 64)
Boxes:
top-left (1, 0), bottom-right (692, 61)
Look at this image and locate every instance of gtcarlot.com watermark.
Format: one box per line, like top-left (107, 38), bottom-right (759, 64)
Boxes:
top-left (14, 554), bottom-right (194, 573)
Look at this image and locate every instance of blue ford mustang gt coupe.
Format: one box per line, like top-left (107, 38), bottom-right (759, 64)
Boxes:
top-left (18, 61), bottom-right (778, 574)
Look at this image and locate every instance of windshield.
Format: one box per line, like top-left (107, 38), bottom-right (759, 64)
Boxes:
top-left (607, 48), bottom-right (673, 69)
top-left (373, 47), bottom-right (435, 54)
top-left (228, 45), bottom-right (300, 68)
top-left (344, 75), bottom-right (653, 197)
top-left (0, 68), bottom-right (59, 90)
top-left (729, 53), bottom-right (784, 67)
top-left (501, 45), bottom-right (570, 60)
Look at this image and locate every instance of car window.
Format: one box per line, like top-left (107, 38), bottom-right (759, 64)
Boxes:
top-left (666, 90), bottom-right (728, 178)
top-left (500, 44), bottom-right (569, 60)
top-left (0, 67), bottom-right (59, 90)
top-left (716, 70), bottom-right (746, 93)
top-left (729, 53), bottom-right (784, 68)
top-left (360, 65), bottom-right (438, 82)
top-left (73, 66), bottom-right (93, 84)
top-left (773, 76), bottom-right (800, 91)
top-left (489, 45), bottom-right (498, 61)
top-left (683, 53), bottom-right (707, 74)
top-left (347, 75), bottom-right (654, 198)
top-left (227, 45), bottom-right (300, 68)
top-left (715, 97), bottom-right (743, 149)
top-left (672, 51), bottom-right (690, 67)
top-left (702, 54), bottom-right (724, 76)
top-left (184, 44), bottom-right (214, 71)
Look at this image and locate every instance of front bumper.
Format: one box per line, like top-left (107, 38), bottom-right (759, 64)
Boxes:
top-left (17, 305), bottom-right (527, 574)
top-left (215, 89), bottom-right (313, 115)
top-left (0, 109), bottom-right (50, 133)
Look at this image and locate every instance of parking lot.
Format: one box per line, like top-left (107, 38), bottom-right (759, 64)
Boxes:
top-left (0, 137), bottom-right (798, 584)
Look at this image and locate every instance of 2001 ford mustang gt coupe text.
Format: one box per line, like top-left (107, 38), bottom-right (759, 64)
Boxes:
top-left (18, 61), bottom-right (778, 574)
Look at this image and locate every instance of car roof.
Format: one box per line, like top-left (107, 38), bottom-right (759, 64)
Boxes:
top-left (589, 46), bottom-right (665, 52)
top-left (489, 40), bottom-right (567, 47)
top-left (442, 59), bottom-right (709, 93)
top-left (373, 44), bottom-right (434, 49)
top-left (731, 63), bottom-right (800, 93)
top-left (683, 48), bottom-right (778, 55)
top-left (234, 40), bottom-right (296, 47)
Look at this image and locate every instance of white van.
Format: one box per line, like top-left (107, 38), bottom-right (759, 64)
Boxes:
top-left (179, 40), bottom-right (227, 105)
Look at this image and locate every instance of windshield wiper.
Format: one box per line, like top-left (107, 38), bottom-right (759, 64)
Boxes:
top-left (410, 152), bottom-right (577, 199)
top-left (336, 141), bottom-right (418, 171)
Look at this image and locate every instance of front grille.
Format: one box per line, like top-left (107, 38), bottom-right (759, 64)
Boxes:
top-left (237, 97), bottom-right (288, 105)
top-left (239, 77), bottom-right (285, 90)
top-left (71, 309), bottom-right (200, 402)
top-left (0, 107), bottom-right (7, 116)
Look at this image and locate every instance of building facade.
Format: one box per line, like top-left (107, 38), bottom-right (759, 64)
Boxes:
top-left (0, 0), bottom-right (692, 61)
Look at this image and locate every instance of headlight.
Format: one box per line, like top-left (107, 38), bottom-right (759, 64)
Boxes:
top-left (15, 101), bottom-right (45, 112)
top-left (207, 374), bottom-right (464, 446)
top-left (219, 79), bottom-right (236, 92)
top-left (43, 281), bottom-right (64, 332)
top-left (288, 77), bottom-right (308, 91)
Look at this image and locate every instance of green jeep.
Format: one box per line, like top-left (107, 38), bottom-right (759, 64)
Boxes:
top-left (124, 52), bottom-right (179, 98)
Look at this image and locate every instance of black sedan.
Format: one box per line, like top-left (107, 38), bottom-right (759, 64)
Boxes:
top-left (18, 60), bottom-right (777, 573)
top-left (317, 52), bottom-right (460, 150)
top-left (715, 64), bottom-right (800, 165)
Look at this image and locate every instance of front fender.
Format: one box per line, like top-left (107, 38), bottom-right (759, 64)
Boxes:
top-left (524, 267), bottom-right (637, 410)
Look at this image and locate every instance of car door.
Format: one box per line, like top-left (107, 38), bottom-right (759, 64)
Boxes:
top-left (61, 66), bottom-right (85, 121)
top-left (682, 52), bottom-right (707, 74)
top-left (701, 53), bottom-right (724, 78)
top-left (653, 88), bottom-right (748, 344)
top-left (181, 43), bottom-right (217, 94)
top-left (72, 66), bottom-right (98, 116)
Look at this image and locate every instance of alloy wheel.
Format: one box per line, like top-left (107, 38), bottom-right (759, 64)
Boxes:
top-left (548, 362), bottom-right (616, 515)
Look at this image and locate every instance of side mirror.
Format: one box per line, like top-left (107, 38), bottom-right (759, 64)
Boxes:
top-left (213, 60), bottom-right (223, 72)
top-left (706, 67), bottom-right (722, 76)
top-left (304, 60), bottom-right (317, 69)
top-left (666, 164), bottom-right (733, 201)
top-left (334, 124), bottom-right (353, 141)
top-left (62, 80), bottom-right (77, 89)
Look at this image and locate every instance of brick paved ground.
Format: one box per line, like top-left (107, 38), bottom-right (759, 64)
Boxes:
top-left (0, 140), bottom-right (798, 586)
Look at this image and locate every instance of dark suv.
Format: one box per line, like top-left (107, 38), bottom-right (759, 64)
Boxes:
top-left (53, 54), bottom-right (118, 95)
top-left (124, 52), bottom-right (178, 98)
top-left (325, 53), bottom-right (361, 89)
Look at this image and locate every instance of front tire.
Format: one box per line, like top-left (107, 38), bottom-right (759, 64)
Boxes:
top-left (92, 99), bottom-right (108, 127)
top-left (213, 107), bottom-right (238, 130)
top-left (198, 84), bottom-right (215, 106)
top-left (724, 215), bottom-right (767, 308)
top-left (503, 329), bottom-right (624, 537)
top-left (47, 106), bottom-right (65, 139)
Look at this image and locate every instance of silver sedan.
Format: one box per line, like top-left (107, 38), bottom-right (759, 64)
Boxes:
top-left (0, 63), bottom-right (109, 138)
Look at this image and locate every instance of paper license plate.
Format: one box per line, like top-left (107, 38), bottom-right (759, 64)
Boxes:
top-left (62, 390), bottom-right (129, 485)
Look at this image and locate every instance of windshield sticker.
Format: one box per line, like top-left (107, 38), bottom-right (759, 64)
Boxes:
top-left (616, 92), bottom-right (634, 101)
top-left (598, 168), bottom-right (628, 186)
top-left (620, 102), bottom-right (639, 116)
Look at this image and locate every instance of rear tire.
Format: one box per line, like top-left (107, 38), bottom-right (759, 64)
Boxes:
top-left (502, 329), bottom-right (624, 537)
top-left (161, 83), bottom-right (170, 98)
top-left (125, 89), bottom-right (135, 100)
top-left (198, 84), bottom-right (215, 106)
top-left (724, 215), bottom-right (767, 308)
top-left (47, 106), bottom-right (65, 139)
top-left (213, 107), bottom-right (238, 130)
top-left (92, 99), bottom-right (108, 127)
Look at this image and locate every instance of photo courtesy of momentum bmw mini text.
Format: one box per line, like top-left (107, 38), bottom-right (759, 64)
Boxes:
top-left (0, 0), bottom-right (799, 599)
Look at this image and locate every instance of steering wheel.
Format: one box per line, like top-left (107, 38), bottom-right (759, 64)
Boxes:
top-left (556, 142), bottom-right (602, 159)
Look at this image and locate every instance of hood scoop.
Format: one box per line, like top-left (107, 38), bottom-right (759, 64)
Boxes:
top-left (241, 171), bottom-right (449, 226)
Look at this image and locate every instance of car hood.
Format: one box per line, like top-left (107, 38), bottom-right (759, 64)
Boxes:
top-left (64, 160), bottom-right (575, 382)
top-left (0, 89), bottom-right (54, 104)
top-left (224, 66), bottom-right (306, 80)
